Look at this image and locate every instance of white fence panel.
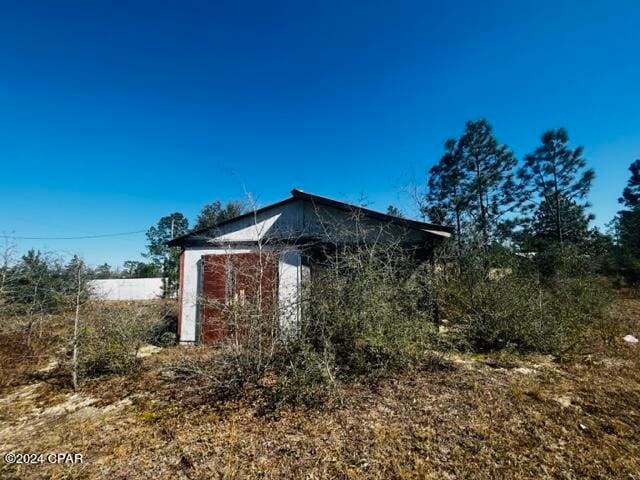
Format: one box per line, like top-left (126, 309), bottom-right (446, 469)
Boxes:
top-left (89, 278), bottom-right (164, 301)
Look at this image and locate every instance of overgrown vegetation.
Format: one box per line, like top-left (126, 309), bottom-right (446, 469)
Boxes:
top-left (436, 245), bottom-right (613, 354)
top-left (1, 118), bottom-right (631, 408)
top-left (277, 242), bottom-right (441, 404)
top-left (171, 234), bottom-right (613, 411)
top-left (170, 238), bottom-right (445, 408)
top-left (2, 296), bottom-right (638, 480)
top-left (298, 245), bottom-right (438, 372)
top-left (72, 302), bottom-right (174, 379)
top-left (0, 246), bottom-right (175, 388)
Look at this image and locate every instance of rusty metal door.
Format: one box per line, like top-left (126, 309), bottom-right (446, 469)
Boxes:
top-left (200, 252), bottom-right (277, 344)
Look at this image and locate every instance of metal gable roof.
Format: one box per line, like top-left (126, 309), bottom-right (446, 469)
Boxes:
top-left (167, 189), bottom-right (453, 247)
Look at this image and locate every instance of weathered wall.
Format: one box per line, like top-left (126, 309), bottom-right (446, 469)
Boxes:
top-left (197, 200), bottom-right (304, 243)
top-left (89, 278), bottom-right (164, 301)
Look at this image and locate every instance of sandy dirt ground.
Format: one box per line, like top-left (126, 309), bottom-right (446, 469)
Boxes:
top-left (0, 299), bottom-right (638, 479)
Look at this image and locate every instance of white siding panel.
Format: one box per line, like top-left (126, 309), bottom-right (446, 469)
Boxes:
top-left (278, 250), bottom-right (302, 334)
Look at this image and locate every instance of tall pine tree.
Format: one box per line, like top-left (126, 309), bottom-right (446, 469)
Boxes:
top-left (457, 119), bottom-right (518, 246)
top-left (518, 128), bottom-right (594, 246)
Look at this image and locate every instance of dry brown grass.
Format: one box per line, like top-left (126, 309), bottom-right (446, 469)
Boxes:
top-left (1, 299), bottom-right (639, 479)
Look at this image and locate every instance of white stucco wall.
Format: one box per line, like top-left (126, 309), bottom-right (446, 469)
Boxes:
top-left (179, 246), bottom-right (303, 343)
top-left (89, 278), bottom-right (164, 301)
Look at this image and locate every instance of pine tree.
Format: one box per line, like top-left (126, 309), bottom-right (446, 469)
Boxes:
top-left (145, 212), bottom-right (189, 261)
top-left (93, 263), bottom-right (112, 279)
top-left (424, 138), bottom-right (468, 247)
top-left (530, 197), bottom-right (594, 248)
top-left (63, 255), bottom-right (91, 304)
top-left (518, 128), bottom-right (594, 245)
top-left (617, 159), bottom-right (640, 255)
top-left (457, 119), bottom-right (518, 245)
top-left (194, 200), bottom-right (245, 230)
top-left (144, 213), bottom-right (189, 296)
top-left (12, 250), bottom-right (60, 313)
top-left (619, 159), bottom-right (640, 209)
top-left (386, 205), bottom-right (404, 218)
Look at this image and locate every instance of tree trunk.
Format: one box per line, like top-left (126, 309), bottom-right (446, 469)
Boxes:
top-left (474, 159), bottom-right (489, 247)
top-left (71, 267), bottom-right (81, 390)
top-left (552, 164), bottom-right (563, 244)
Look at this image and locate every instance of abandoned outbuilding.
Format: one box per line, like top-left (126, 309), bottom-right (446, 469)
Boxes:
top-left (168, 189), bottom-right (453, 344)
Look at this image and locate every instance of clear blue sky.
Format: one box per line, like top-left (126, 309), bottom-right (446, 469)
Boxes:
top-left (1, 0), bottom-right (639, 267)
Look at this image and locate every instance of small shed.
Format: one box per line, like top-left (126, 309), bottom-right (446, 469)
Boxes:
top-left (168, 189), bottom-right (452, 344)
